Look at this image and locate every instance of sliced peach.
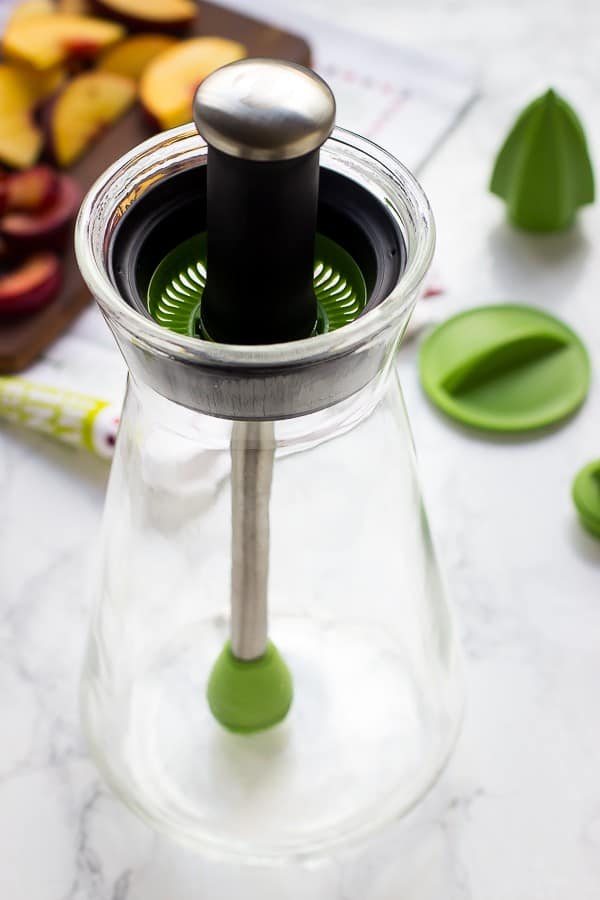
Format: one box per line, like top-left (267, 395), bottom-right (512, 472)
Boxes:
top-left (0, 62), bottom-right (40, 112)
top-left (6, 0), bottom-right (56, 25)
top-left (1, 174), bottom-right (81, 252)
top-left (0, 251), bottom-right (62, 317)
top-left (0, 166), bottom-right (60, 214)
top-left (92, 0), bottom-right (196, 34)
top-left (48, 71), bottom-right (136, 167)
top-left (18, 63), bottom-right (67, 103)
top-left (0, 118), bottom-right (42, 170)
top-left (0, 62), bottom-right (65, 168)
top-left (3, 13), bottom-right (125, 70)
top-left (98, 34), bottom-right (177, 81)
top-left (0, 64), bottom-right (44, 170)
top-left (0, 59), bottom-right (66, 111)
top-left (140, 38), bottom-right (247, 130)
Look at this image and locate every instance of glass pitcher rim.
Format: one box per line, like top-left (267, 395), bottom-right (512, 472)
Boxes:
top-left (75, 125), bottom-right (435, 369)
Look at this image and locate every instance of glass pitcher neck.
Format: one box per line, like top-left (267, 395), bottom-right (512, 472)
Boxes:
top-left (126, 347), bottom-right (399, 449)
top-left (77, 126), bottom-right (434, 420)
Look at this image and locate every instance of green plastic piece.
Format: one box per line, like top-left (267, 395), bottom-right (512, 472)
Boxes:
top-left (147, 233), bottom-right (367, 338)
top-left (207, 640), bottom-right (293, 733)
top-left (572, 459), bottom-right (600, 539)
top-left (419, 304), bottom-right (590, 432)
top-left (490, 88), bottom-right (595, 231)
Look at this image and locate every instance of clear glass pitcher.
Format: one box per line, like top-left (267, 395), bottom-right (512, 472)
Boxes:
top-left (75, 125), bottom-right (463, 863)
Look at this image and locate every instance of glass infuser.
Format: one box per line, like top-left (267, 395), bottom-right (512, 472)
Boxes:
top-left (75, 59), bottom-right (463, 863)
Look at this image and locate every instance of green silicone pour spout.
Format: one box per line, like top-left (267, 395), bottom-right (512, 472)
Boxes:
top-left (490, 88), bottom-right (595, 232)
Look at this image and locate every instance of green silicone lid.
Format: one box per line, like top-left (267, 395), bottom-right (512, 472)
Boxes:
top-left (572, 459), bottom-right (600, 539)
top-left (490, 88), bottom-right (595, 232)
top-left (419, 304), bottom-right (590, 432)
top-left (207, 640), bottom-right (293, 734)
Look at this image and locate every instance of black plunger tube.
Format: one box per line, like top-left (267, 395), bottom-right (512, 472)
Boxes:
top-left (200, 145), bottom-right (319, 345)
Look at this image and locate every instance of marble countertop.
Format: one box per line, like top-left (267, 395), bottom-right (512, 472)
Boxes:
top-left (1, 0), bottom-right (600, 897)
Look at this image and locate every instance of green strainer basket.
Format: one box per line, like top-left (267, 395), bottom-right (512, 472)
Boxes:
top-left (147, 232), bottom-right (367, 338)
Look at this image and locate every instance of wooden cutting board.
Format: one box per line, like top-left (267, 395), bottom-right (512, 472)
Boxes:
top-left (0, 1), bottom-right (311, 373)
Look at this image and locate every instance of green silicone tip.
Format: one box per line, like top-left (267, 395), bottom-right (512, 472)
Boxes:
top-left (572, 459), bottom-right (600, 539)
top-left (207, 640), bottom-right (293, 734)
top-left (490, 88), bottom-right (595, 232)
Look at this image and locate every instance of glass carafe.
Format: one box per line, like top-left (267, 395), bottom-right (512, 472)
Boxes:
top-left (75, 125), bottom-right (463, 863)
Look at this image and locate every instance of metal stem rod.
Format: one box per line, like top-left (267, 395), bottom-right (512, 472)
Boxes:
top-left (230, 421), bottom-right (275, 660)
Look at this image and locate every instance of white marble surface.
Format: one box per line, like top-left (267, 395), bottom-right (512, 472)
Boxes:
top-left (1, 0), bottom-right (600, 897)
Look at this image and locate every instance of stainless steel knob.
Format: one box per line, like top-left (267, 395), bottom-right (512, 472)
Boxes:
top-left (193, 57), bottom-right (336, 161)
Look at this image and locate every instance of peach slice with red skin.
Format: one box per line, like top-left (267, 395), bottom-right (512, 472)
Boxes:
top-left (0, 251), bottom-right (62, 317)
top-left (3, 13), bottom-right (125, 70)
top-left (0, 166), bottom-right (60, 215)
top-left (92, 0), bottom-right (196, 34)
top-left (140, 37), bottom-right (247, 131)
top-left (49, 70), bottom-right (136, 167)
top-left (98, 34), bottom-right (177, 81)
top-left (0, 174), bottom-right (81, 253)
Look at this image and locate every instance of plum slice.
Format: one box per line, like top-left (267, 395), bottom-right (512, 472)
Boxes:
top-left (0, 251), bottom-right (62, 317)
top-left (1, 174), bottom-right (82, 253)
